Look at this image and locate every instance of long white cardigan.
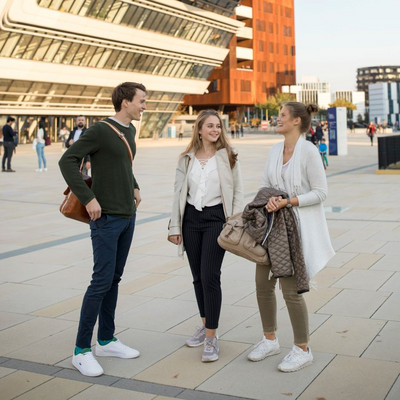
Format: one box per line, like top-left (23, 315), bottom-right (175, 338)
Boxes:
top-left (261, 137), bottom-right (335, 278)
top-left (169, 148), bottom-right (244, 256)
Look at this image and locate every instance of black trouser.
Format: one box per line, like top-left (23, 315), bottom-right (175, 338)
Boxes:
top-left (182, 203), bottom-right (225, 330)
top-left (2, 142), bottom-right (15, 170)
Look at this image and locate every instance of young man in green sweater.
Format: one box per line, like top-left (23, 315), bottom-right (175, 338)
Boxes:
top-left (59, 82), bottom-right (146, 377)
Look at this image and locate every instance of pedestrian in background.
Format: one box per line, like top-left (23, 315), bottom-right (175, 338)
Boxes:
top-left (2, 116), bottom-right (17, 172)
top-left (247, 102), bottom-right (334, 372)
top-left (367, 122), bottom-right (376, 146)
top-left (319, 138), bottom-right (328, 169)
top-left (315, 122), bottom-right (324, 145)
top-left (60, 124), bottom-right (69, 151)
top-left (35, 120), bottom-right (47, 172)
top-left (168, 109), bottom-right (243, 363)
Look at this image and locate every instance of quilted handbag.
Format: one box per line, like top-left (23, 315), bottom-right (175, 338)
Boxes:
top-left (217, 212), bottom-right (269, 264)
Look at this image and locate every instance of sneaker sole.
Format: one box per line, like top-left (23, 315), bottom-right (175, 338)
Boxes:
top-left (185, 341), bottom-right (205, 348)
top-left (278, 360), bottom-right (313, 372)
top-left (248, 348), bottom-right (281, 362)
top-left (201, 355), bottom-right (219, 362)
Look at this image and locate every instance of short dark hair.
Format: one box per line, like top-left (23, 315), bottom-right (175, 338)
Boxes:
top-left (112, 82), bottom-right (146, 112)
top-left (7, 116), bottom-right (15, 123)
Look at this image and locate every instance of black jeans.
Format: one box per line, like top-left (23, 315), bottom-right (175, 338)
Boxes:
top-left (182, 203), bottom-right (225, 330)
top-left (2, 141), bottom-right (15, 170)
top-left (76, 214), bottom-right (136, 348)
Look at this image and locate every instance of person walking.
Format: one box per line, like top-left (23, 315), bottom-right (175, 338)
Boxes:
top-left (66, 115), bottom-right (87, 148)
top-left (319, 137), bottom-right (328, 169)
top-left (59, 124), bottom-right (69, 151)
top-left (2, 116), bottom-right (17, 172)
top-left (59, 82), bottom-right (146, 377)
top-left (168, 109), bottom-right (243, 363)
top-left (35, 120), bottom-right (47, 172)
top-left (367, 122), bottom-right (376, 146)
top-left (247, 102), bottom-right (334, 372)
top-left (315, 122), bottom-right (324, 145)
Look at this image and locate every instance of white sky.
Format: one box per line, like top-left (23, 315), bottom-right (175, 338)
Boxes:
top-left (294, 0), bottom-right (400, 92)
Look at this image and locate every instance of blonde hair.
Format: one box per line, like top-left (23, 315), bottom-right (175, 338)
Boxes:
top-left (182, 109), bottom-right (237, 168)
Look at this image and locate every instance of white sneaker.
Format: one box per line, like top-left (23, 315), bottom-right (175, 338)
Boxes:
top-left (95, 339), bottom-right (140, 359)
top-left (248, 337), bottom-right (280, 362)
top-left (72, 351), bottom-right (104, 377)
top-left (278, 345), bottom-right (313, 372)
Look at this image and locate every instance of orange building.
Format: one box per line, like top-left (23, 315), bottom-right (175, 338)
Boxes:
top-left (184, 0), bottom-right (296, 115)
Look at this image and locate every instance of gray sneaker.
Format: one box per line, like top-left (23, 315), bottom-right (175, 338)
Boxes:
top-left (202, 337), bottom-right (219, 362)
top-left (186, 326), bottom-right (206, 347)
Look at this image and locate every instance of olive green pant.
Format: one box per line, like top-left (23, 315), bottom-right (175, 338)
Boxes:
top-left (256, 262), bottom-right (309, 345)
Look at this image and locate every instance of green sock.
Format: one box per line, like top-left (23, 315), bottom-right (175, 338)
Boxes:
top-left (74, 346), bottom-right (91, 355)
top-left (98, 337), bottom-right (117, 346)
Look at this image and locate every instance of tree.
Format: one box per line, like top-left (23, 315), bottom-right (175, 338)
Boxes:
top-left (257, 91), bottom-right (296, 117)
top-left (328, 99), bottom-right (356, 110)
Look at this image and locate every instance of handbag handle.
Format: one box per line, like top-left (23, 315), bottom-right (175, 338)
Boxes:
top-left (100, 120), bottom-right (133, 164)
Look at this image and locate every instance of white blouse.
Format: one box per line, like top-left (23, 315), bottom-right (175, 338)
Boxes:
top-left (37, 128), bottom-right (45, 144)
top-left (187, 156), bottom-right (222, 211)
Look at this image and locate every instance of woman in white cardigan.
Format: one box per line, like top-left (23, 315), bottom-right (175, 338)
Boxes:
top-left (247, 102), bottom-right (335, 372)
top-left (168, 110), bottom-right (243, 363)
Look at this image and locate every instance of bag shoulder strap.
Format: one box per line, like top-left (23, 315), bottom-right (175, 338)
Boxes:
top-left (100, 120), bottom-right (133, 165)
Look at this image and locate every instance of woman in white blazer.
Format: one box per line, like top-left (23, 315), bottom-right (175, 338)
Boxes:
top-left (247, 102), bottom-right (335, 372)
top-left (168, 110), bottom-right (243, 363)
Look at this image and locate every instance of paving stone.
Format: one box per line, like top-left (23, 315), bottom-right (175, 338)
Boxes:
top-left (338, 239), bottom-right (387, 254)
top-left (370, 254), bottom-right (400, 271)
top-left (0, 370), bottom-right (53, 400)
top-left (197, 346), bottom-right (334, 400)
top-left (113, 378), bottom-right (183, 397)
top-left (30, 295), bottom-right (83, 318)
top-left (379, 272), bottom-right (400, 293)
top-left (385, 375), bottom-right (400, 400)
top-left (297, 355), bottom-right (400, 400)
top-left (0, 366), bottom-right (16, 378)
top-left (134, 341), bottom-right (249, 389)
top-left (1, 358), bottom-right (62, 375)
top-left (54, 368), bottom-right (120, 386)
top-left (310, 316), bottom-right (386, 357)
top-left (332, 269), bottom-right (394, 291)
top-left (325, 251), bottom-right (357, 268)
top-left (372, 292), bottom-right (400, 321)
top-left (317, 289), bottom-right (389, 318)
top-left (13, 377), bottom-right (91, 400)
top-left (363, 321), bottom-right (400, 362)
top-left (342, 253), bottom-right (384, 269)
top-left (312, 267), bottom-right (350, 287)
top-left (69, 384), bottom-right (154, 400)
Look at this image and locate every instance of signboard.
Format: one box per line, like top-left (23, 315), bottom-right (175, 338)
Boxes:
top-left (261, 120), bottom-right (268, 130)
top-left (328, 107), bottom-right (347, 156)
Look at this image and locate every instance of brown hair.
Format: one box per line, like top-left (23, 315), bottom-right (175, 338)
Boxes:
top-left (182, 109), bottom-right (237, 168)
top-left (281, 102), bottom-right (319, 133)
top-left (112, 82), bottom-right (146, 112)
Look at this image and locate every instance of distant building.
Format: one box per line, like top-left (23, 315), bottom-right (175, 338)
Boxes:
top-left (357, 66), bottom-right (400, 106)
top-left (334, 91), bottom-right (365, 122)
top-left (184, 0), bottom-right (296, 120)
top-left (0, 0), bottom-right (242, 139)
top-left (282, 77), bottom-right (331, 109)
top-left (369, 82), bottom-right (400, 126)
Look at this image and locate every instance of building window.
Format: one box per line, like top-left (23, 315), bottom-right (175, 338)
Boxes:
top-left (264, 2), bottom-right (273, 13)
top-left (284, 45), bottom-right (288, 55)
top-left (291, 46), bottom-right (295, 56)
top-left (256, 20), bottom-right (266, 32)
top-left (241, 80), bottom-right (251, 92)
top-left (268, 22), bottom-right (273, 33)
top-left (270, 62), bottom-right (275, 73)
top-left (209, 79), bottom-right (219, 92)
top-left (285, 7), bottom-right (292, 18)
top-left (283, 26), bottom-right (292, 37)
top-left (259, 40), bottom-right (264, 51)
top-left (269, 42), bottom-right (274, 53)
top-left (262, 61), bottom-right (266, 72)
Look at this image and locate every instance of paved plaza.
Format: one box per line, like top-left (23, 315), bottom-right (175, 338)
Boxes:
top-left (0, 131), bottom-right (399, 400)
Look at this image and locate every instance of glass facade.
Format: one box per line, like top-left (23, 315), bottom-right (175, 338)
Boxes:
top-left (178, 0), bottom-right (240, 17)
top-left (37, 0), bottom-right (235, 48)
top-left (0, 79), bottom-right (184, 138)
top-left (0, 30), bottom-right (215, 80)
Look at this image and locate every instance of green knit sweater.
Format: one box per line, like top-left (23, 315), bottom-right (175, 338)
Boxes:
top-left (59, 118), bottom-right (139, 217)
